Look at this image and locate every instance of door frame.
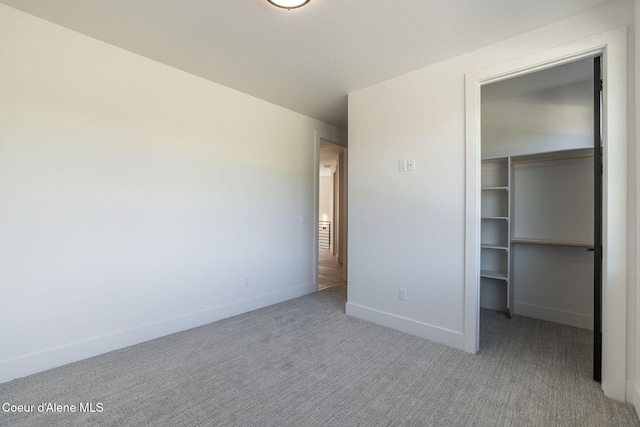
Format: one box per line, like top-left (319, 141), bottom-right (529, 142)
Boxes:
top-left (314, 134), bottom-right (348, 290)
top-left (593, 55), bottom-right (603, 383)
top-left (464, 27), bottom-right (627, 401)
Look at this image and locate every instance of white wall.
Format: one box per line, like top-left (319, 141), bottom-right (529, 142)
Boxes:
top-left (482, 80), bottom-right (593, 158)
top-left (348, 0), bottom-right (635, 396)
top-left (0, 4), bottom-right (344, 382)
top-left (512, 158), bottom-right (593, 244)
top-left (513, 244), bottom-right (594, 328)
top-left (319, 175), bottom-right (334, 224)
top-left (510, 157), bottom-right (595, 329)
top-left (512, 158), bottom-right (595, 323)
top-left (319, 175), bottom-right (334, 252)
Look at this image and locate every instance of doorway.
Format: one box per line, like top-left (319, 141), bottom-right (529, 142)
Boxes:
top-left (477, 56), bottom-right (601, 378)
top-left (464, 27), bottom-right (628, 401)
top-left (317, 139), bottom-right (347, 290)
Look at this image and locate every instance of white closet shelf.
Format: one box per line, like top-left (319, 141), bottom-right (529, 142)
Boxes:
top-left (480, 269), bottom-right (508, 281)
top-left (481, 243), bottom-right (508, 250)
top-left (480, 156), bottom-right (512, 316)
top-left (511, 148), bottom-right (593, 164)
top-left (511, 238), bottom-right (593, 248)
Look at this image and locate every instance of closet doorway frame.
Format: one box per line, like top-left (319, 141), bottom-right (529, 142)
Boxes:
top-left (464, 27), bottom-right (628, 401)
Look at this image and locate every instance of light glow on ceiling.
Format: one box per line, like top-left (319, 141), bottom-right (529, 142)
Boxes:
top-left (267, 0), bottom-right (311, 10)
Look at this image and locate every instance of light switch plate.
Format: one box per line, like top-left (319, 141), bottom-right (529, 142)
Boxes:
top-left (407, 159), bottom-right (416, 171)
top-left (399, 160), bottom-right (407, 172)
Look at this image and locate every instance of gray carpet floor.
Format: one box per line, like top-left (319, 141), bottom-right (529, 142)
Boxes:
top-left (1, 284), bottom-right (638, 426)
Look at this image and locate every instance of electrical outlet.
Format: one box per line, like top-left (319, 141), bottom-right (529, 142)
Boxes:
top-left (244, 277), bottom-right (250, 286)
top-left (407, 159), bottom-right (416, 171)
top-left (399, 288), bottom-right (407, 301)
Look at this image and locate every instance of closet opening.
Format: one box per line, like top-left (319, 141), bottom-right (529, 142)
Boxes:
top-left (478, 56), bottom-right (602, 380)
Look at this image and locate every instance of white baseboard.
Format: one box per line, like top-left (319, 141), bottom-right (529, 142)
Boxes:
top-left (0, 283), bottom-right (316, 384)
top-left (345, 302), bottom-right (464, 350)
top-left (635, 383), bottom-right (640, 419)
top-left (628, 381), bottom-right (640, 417)
top-left (514, 301), bottom-right (593, 330)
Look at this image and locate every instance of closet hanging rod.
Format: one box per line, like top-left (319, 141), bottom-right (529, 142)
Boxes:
top-left (511, 238), bottom-right (593, 248)
top-left (511, 153), bottom-right (593, 165)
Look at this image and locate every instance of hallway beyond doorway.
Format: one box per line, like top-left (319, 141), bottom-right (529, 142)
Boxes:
top-left (319, 248), bottom-right (344, 290)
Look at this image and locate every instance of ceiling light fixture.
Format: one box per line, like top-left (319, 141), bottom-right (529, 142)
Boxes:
top-left (267, 0), bottom-right (310, 10)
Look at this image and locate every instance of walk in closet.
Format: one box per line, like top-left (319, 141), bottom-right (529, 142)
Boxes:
top-left (480, 57), bottom-right (597, 330)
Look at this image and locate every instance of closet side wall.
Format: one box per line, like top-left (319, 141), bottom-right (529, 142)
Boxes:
top-left (482, 80), bottom-right (593, 158)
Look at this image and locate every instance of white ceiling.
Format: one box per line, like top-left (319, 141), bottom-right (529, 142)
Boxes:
top-left (0, 0), bottom-right (615, 129)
